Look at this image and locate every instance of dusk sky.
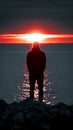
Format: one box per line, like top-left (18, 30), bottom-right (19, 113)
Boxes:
top-left (0, 0), bottom-right (73, 43)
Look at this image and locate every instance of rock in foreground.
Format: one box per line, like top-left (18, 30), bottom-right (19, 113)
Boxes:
top-left (0, 98), bottom-right (73, 130)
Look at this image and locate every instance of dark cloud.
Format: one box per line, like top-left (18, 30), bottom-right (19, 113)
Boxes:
top-left (0, 0), bottom-right (73, 33)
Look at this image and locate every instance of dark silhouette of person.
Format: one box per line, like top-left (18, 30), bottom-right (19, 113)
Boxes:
top-left (27, 42), bottom-right (46, 101)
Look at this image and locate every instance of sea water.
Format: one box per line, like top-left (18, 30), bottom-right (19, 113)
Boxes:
top-left (0, 44), bottom-right (73, 105)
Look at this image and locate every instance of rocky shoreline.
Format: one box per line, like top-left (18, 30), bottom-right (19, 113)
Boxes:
top-left (0, 98), bottom-right (73, 130)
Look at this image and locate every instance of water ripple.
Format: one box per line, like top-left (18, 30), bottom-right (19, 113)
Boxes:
top-left (14, 64), bottom-right (58, 105)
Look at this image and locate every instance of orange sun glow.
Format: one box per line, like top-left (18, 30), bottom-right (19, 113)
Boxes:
top-left (17, 33), bottom-right (50, 43)
top-left (0, 33), bottom-right (73, 43)
top-left (16, 33), bottom-right (73, 43)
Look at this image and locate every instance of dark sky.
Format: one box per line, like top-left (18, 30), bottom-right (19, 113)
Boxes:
top-left (0, 0), bottom-right (73, 34)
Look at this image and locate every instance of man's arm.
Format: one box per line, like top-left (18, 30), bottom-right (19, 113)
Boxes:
top-left (40, 52), bottom-right (46, 72)
top-left (26, 53), bottom-right (30, 72)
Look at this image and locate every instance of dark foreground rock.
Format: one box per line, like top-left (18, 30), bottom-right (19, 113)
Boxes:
top-left (0, 98), bottom-right (73, 130)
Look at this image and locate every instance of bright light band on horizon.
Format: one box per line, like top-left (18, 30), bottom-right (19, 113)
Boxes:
top-left (0, 33), bottom-right (73, 43)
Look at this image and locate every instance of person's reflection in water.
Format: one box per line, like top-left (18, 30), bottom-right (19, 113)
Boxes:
top-left (27, 42), bottom-right (46, 101)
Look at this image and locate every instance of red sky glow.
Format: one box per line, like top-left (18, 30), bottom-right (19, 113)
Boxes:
top-left (0, 33), bottom-right (73, 44)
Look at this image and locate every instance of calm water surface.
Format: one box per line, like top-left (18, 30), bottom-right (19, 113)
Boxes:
top-left (0, 44), bottom-right (73, 105)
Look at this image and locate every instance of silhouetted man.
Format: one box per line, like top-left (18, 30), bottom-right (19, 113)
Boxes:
top-left (27, 42), bottom-right (46, 101)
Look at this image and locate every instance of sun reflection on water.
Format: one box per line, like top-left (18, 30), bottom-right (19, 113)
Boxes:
top-left (14, 64), bottom-right (57, 105)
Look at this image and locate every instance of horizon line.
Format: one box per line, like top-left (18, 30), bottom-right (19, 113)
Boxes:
top-left (0, 33), bottom-right (73, 44)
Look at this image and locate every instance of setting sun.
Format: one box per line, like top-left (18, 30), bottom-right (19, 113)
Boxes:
top-left (0, 33), bottom-right (73, 44)
top-left (17, 33), bottom-right (49, 43)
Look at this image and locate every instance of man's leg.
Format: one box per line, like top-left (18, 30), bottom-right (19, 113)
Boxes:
top-left (37, 78), bottom-right (43, 102)
top-left (29, 77), bottom-right (35, 100)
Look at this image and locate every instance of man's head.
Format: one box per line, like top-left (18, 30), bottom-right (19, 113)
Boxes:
top-left (32, 42), bottom-right (40, 49)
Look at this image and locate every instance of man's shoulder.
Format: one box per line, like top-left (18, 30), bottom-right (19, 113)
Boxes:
top-left (27, 50), bottom-right (32, 54)
top-left (27, 50), bottom-right (33, 56)
top-left (40, 50), bottom-right (46, 55)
